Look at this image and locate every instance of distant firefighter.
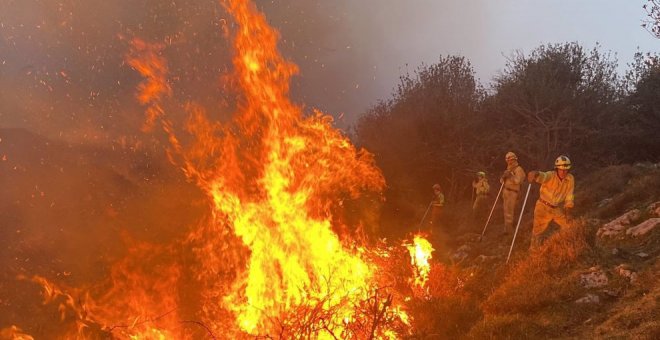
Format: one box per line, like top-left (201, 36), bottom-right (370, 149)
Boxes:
top-left (472, 171), bottom-right (490, 217)
top-left (429, 183), bottom-right (445, 228)
top-left (500, 152), bottom-right (526, 235)
top-left (527, 155), bottom-right (575, 248)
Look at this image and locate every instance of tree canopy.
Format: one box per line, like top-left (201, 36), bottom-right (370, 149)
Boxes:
top-left (355, 43), bottom-right (659, 236)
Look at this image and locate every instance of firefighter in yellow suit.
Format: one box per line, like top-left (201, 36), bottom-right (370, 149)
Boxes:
top-left (472, 171), bottom-right (490, 218)
top-left (430, 183), bottom-right (445, 228)
top-left (527, 155), bottom-right (575, 248)
top-left (500, 152), bottom-right (526, 235)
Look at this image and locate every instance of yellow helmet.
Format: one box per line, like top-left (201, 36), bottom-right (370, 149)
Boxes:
top-left (477, 171), bottom-right (486, 177)
top-left (505, 152), bottom-right (517, 161)
top-left (432, 183), bottom-right (441, 190)
top-left (554, 155), bottom-right (572, 170)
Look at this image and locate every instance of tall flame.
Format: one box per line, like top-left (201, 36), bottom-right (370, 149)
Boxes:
top-left (204, 0), bottom-right (386, 335)
top-left (14, 0), bottom-right (440, 338)
top-left (406, 235), bottom-right (435, 292)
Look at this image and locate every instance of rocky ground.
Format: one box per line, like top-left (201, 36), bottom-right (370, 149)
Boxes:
top-left (438, 163), bottom-right (660, 339)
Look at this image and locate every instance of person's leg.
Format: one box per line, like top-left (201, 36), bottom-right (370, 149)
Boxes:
top-left (502, 190), bottom-right (518, 234)
top-left (429, 206), bottom-right (442, 228)
top-left (530, 202), bottom-right (553, 249)
top-left (549, 208), bottom-right (572, 241)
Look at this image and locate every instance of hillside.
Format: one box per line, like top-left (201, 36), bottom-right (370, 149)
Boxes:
top-left (430, 163), bottom-right (660, 339)
top-left (0, 127), bottom-right (658, 338)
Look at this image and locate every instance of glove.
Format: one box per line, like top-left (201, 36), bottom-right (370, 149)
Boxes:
top-left (527, 171), bottom-right (538, 183)
top-left (501, 170), bottom-right (512, 180)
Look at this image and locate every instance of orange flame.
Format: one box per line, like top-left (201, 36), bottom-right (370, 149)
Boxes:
top-left (406, 235), bottom-right (435, 292)
top-left (16, 0), bottom-right (436, 338)
top-left (0, 325), bottom-right (35, 340)
top-left (131, 0), bottom-right (389, 337)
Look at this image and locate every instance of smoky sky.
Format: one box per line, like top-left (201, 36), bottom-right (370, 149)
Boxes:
top-left (0, 0), bottom-right (657, 142)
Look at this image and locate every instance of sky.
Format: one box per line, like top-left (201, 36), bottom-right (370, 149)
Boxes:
top-left (272, 0), bottom-right (659, 128)
top-left (0, 0), bottom-right (658, 139)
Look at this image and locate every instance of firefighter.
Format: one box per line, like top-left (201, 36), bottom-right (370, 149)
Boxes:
top-left (527, 155), bottom-right (575, 248)
top-left (472, 171), bottom-right (490, 219)
top-left (500, 152), bottom-right (526, 235)
top-left (429, 183), bottom-right (445, 228)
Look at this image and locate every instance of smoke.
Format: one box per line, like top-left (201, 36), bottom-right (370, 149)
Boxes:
top-left (0, 0), bottom-right (492, 140)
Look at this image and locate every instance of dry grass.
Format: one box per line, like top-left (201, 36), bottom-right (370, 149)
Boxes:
top-left (463, 222), bottom-right (594, 338)
top-left (589, 261), bottom-right (660, 339)
top-left (575, 163), bottom-right (660, 219)
top-left (481, 223), bottom-right (590, 314)
top-left (467, 314), bottom-right (547, 339)
top-left (454, 163), bottom-right (660, 338)
top-left (405, 263), bottom-right (482, 339)
top-left (407, 295), bottom-right (481, 339)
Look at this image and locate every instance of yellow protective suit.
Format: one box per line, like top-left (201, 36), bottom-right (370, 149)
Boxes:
top-left (500, 162), bottom-right (526, 233)
top-left (472, 177), bottom-right (490, 214)
top-left (530, 170), bottom-right (575, 248)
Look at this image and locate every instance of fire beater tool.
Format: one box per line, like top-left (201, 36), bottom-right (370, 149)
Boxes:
top-left (478, 182), bottom-right (504, 241)
top-left (417, 200), bottom-right (434, 230)
top-left (506, 183), bottom-right (532, 264)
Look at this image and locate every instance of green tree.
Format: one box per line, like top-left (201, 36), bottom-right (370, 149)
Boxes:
top-left (643, 0), bottom-right (660, 38)
top-left (485, 43), bottom-right (623, 169)
top-left (623, 52), bottom-right (660, 161)
top-left (355, 56), bottom-right (485, 234)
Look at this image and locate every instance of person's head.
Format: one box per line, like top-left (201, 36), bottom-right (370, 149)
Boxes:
top-left (433, 183), bottom-right (442, 192)
top-left (505, 152), bottom-right (518, 166)
top-left (554, 155), bottom-right (571, 178)
top-left (476, 171), bottom-right (486, 179)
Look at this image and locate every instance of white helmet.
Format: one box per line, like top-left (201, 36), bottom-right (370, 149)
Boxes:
top-left (505, 152), bottom-right (517, 161)
top-left (554, 155), bottom-right (572, 170)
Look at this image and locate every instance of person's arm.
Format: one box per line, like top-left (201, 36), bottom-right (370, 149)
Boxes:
top-left (527, 170), bottom-right (555, 184)
top-left (564, 176), bottom-right (575, 209)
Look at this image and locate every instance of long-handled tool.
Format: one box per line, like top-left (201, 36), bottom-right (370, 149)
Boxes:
top-left (506, 183), bottom-right (532, 264)
top-left (479, 182), bottom-right (504, 241)
top-left (417, 200), bottom-right (434, 230)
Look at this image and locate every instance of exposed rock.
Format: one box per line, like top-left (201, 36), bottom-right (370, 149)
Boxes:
top-left (451, 251), bottom-right (468, 262)
top-left (611, 248), bottom-right (619, 255)
top-left (648, 201), bottom-right (660, 217)
top-left (601, 289), bottom-right (620, 297)
top-left (580, 267), bottom-right (609, 289)
top-left (635, 252), bottom-right (649, 258)
top-left (475, 254), bottom-right (498, 263)
top-left (451, 244), bottom-right (471, 262)
top-left (456, 244), bottom-right (471, 253)
top-left (596, 209), bottom-right (642, 238)
top-left (597, 198), bottom-right (613, 208)
top-left (586, 218), bottom-right (601, 226)
top-left (575, 293), bottom-right (600, 304)
top-left (625, 218), bottom-right (660, 237)
top-left (614, 264), bottom-right (638, 284)
top-left (457, 233), bottom-right (481, 243)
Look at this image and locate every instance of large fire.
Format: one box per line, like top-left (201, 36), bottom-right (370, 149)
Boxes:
top-left (5, 0), bottom-right (441, 338)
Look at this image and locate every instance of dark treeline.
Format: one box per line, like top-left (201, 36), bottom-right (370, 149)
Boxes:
top-left (354, 42), bottom-right (660, 235)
